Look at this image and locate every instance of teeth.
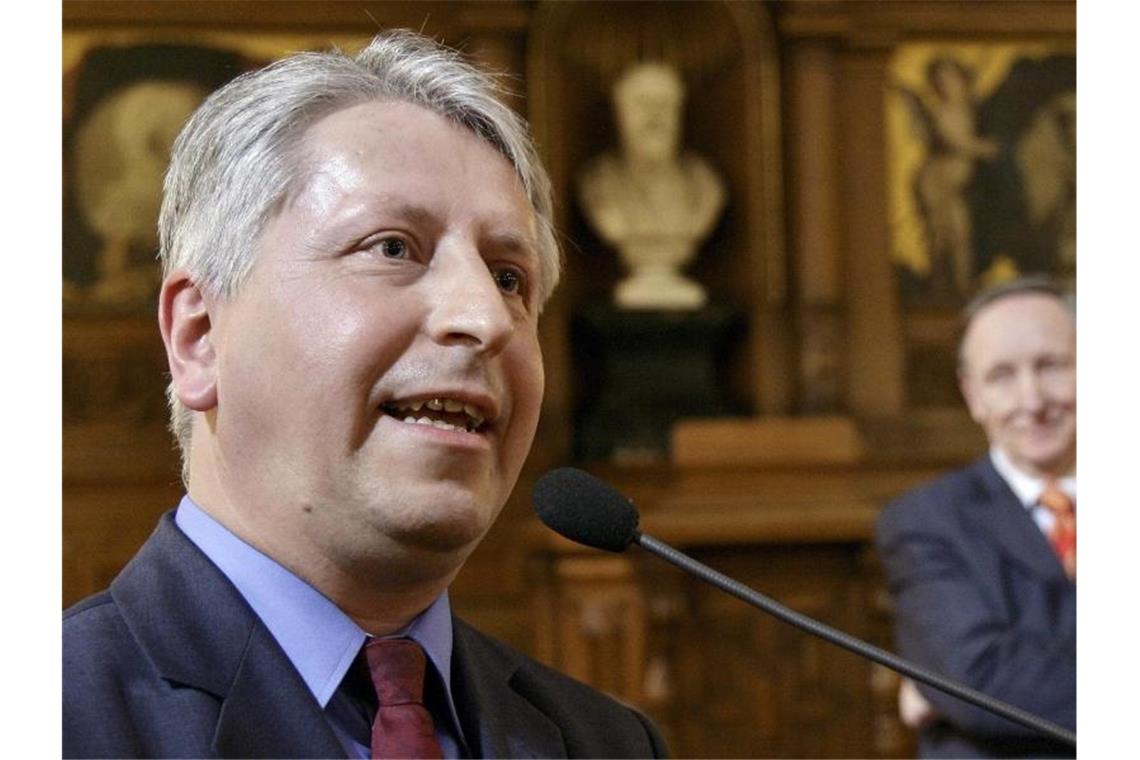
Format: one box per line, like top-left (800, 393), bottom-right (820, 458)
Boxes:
top-left (402, 415), bottom-right (458, 431)
top-left (389, 397), bottom-right (487, 431)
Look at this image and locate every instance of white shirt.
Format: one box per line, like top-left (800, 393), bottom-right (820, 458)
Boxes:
top-left (989, 447), bottom-right (1077, 534)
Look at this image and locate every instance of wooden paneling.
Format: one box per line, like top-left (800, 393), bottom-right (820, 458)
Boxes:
top-left (63, 482), bottom-right (183, 607)
top-left (62, 311), bottom-right (182, 606)
top-left (528, 458), bottom-right (933, 758)
top-left (528, 412), bottom-right (985, 757)
top-left (63, 1), bottom-right (532, 33)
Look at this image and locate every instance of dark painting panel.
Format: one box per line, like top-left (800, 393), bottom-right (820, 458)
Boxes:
top-left (888, 43), bottom-right (1076, 304)
top-left (63, 43), bottom-right (252, 314)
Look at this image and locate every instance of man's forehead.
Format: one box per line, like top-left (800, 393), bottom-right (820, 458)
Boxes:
top-left (971, 293), bottom-right (1074, 332)
top-left (964, 293), bottom-right (1074, 360)
top-left (297, 101), bottom-right (525, 202)
top-left (298, 100), bottom-right (424, 172)
top-left (290, 147), bottom-right (368, 219)
top-left (282, 101), bottom-right (538, 251)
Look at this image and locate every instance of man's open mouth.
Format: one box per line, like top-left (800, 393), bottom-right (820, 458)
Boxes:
top-left (381, 398), bottom-right (488, 434)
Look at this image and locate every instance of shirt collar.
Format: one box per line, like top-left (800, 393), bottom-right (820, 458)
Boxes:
top-left (989, 447), bottom-right (1077, 509)
top-left (174, 496), bottom-right (457, 710)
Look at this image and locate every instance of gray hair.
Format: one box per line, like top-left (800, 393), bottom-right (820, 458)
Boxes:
top-left (957, 274), bottom-right (1075, 373)
top-left (159, 30), bottom-right (561, 480)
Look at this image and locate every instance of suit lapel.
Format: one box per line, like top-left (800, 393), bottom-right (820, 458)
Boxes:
top-left (451, 619), bottom-right (566, 759)
top-left (967, 458), bottom-right (1067, 582)
top-left (213, 624), bottom-right (346, 758)
top-left (112, 513), bottom-right (345, 758)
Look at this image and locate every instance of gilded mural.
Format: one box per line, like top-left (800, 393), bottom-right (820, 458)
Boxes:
top-left (887, 43), bottom-right (1076, 302)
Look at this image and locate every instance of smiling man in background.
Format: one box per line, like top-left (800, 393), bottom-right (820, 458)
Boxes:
top-left (876, 276), bottom-right (1076, 758)
top-left (62, 31), bottom-right (666, 759)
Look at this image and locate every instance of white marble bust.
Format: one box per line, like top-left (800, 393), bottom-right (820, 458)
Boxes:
top-left (577, 62), bottom-right (725, 310)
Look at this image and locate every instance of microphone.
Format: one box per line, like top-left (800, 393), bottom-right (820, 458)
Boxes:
top-left (532, 467), bottom-right (1076, 749)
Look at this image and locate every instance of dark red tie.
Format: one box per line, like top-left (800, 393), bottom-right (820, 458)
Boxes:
top-left (364, 638), bottom-right (444, 759)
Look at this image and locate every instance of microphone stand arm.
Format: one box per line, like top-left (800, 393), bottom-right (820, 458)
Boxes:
top-left (633, 531), bottom-right (1077, 748)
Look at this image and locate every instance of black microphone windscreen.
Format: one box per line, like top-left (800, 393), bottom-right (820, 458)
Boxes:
top-left (532, 468), bottom-right (639, 552)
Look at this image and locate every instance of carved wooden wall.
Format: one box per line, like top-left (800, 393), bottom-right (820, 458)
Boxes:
top-left (62, 2), bottom-right (1075, 757)
top-left (531, 414), bottom-right (988, 757)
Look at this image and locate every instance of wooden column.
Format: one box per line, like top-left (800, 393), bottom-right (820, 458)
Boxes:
top-left (839, 48), bottom-right (906, 415)
top-left (787, 41), bottom-right (845, 412)
top-left (533, 554), bottom-right (649, 706)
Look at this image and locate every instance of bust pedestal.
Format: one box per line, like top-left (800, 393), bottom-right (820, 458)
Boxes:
top-left (573, 303), bottom-right (742, 462)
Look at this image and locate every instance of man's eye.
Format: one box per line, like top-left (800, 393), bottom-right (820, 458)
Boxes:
top-left (1038, 356), bottom-right (1072, 372)
top-left (493, 267), bottom-right (524, 295)
top-left (985, 366), bottom-right (1015, 384)
top-left (373, 237), bottom-right (408, 259)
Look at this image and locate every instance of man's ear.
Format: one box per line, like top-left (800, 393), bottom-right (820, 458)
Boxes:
top-left (158, 271), bottom-right (218, 412)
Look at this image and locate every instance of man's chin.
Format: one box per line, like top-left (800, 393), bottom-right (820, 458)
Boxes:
top-left (1012, 442), bottom-right (1076, 477)
top-left (389, 516), bottom-right (489, 554)
top-left (352, 474), bottom-right (507, 553)
top-left (375, 492), bottom-right (498, 554)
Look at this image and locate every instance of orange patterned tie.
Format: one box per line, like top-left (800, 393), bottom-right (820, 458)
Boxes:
top-left (1039, 482), bottom-right (1076, 579)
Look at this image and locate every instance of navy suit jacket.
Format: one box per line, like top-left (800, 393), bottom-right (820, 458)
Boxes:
top-left (63, 513), bottom-right (667, 758)
top-left (875, 457), bottom-right (1076, 758)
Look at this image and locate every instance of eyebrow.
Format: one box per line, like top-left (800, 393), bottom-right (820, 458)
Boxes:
top-left (382, 200), bottom-right (438, 228)
top-left (347, 198), bottom-right (439, 231)
top-left (314, 197), bottom-right (439, 249)
top-left (317, 191), bottom-right (539, 261)
top-left (484, 229), bottom-right (539, 260)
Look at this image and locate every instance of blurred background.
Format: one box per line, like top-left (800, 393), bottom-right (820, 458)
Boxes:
top-left (61, 2), bottom-right (1075, 757)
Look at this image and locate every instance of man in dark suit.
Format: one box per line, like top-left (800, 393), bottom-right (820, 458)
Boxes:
top-left (876, 277), bottom-right (1076, 758)
top-left (63, 31), bottom-right (666, 759)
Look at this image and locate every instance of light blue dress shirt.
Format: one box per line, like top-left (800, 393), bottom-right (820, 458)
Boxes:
top-left (175, 496), bottom-right (469, 757)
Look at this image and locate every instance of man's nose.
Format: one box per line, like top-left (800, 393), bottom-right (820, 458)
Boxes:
top-left (1014, 369), bottom-right (1046, 412)
top-left (424, 245), bottom-right (514, 354)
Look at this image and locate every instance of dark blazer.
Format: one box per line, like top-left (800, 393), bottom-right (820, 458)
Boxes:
top-left (63, 513), bottom-right (667, 759)
top-left (875, 456), bottom-right (1076, 759)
